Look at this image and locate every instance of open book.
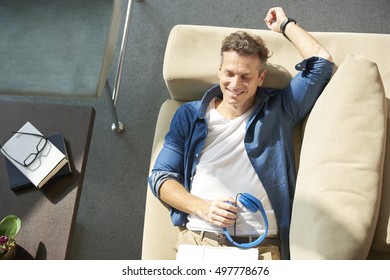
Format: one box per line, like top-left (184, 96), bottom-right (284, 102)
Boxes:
top-left (1, 122), bottom-right (68, 188)
top-left (176, 245), bottom-right (259, 260)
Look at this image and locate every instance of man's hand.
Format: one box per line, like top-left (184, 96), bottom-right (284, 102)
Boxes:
top-left (264, 6), bottom-right (333, 61)
top-left (195, 197), bottom-right (238, 228)
top-left (264, 7), bottom-right (288, 33)
top-left (159, 180), bottom-right (238, 228)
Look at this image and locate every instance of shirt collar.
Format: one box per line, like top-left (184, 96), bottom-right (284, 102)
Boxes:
top-left (198, 85), bottom-right (222, 119)
top-left (198, 85), bottom-right (272, 119)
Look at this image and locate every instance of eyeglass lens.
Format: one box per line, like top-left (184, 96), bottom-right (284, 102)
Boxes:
top-left (23, 137), bottom-right (48, 166)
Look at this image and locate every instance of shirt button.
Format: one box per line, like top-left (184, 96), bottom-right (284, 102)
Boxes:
top-left (295, 62), bottom-right (306, 71)
top-left (195, 154), bottom-right (199, 158)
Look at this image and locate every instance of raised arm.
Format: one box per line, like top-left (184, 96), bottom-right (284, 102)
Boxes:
top-left (264, 7), bottom-right (333, 62)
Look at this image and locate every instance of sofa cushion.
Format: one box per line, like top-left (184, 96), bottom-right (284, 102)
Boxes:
top-left (290, 55), bottom-right (387, 259)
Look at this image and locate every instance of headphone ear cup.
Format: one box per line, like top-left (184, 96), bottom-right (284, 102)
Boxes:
top-left (239, 193), bottom-right (261, 212)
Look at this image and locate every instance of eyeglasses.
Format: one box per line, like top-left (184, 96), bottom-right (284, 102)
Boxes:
top-left (0, 131), bottom-right (48, 167)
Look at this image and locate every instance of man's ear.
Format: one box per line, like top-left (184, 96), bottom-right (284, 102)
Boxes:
top-left (258, 69), bottom-right (267, 86)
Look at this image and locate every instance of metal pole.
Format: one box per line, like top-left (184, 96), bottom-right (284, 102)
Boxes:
top-left (109, 0), bottom-right (144, 132)
top-left (111, 0), bottom-right (134, 108)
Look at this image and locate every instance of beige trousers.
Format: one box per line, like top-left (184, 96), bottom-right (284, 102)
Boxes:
top-left (175, 229), bottom-right (281, 260)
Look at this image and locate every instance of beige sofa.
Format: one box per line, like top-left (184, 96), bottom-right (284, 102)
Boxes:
top-left (142, 25), bottom-right (390, 260)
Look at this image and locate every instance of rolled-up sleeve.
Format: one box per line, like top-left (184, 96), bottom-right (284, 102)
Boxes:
top-left (148, 105), bottom-right (189, 198)
top-left (148, 170), bottom-right (183, 198)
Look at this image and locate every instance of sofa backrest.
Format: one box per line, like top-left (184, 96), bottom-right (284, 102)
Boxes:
top-left (163, 25), bottom-right (296, 101)
top-left (163, 25), bottom-right (390, 101)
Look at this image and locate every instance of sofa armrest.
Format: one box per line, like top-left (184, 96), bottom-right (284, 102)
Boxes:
top-left (142, 100), bottom-right (184, 260)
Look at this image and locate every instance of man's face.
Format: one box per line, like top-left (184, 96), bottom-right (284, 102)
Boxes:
top-left (218, 51), bottom-right (266, 110)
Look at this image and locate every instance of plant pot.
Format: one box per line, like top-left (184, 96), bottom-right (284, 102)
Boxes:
top-left (1, 244), bottom-right (17, 260)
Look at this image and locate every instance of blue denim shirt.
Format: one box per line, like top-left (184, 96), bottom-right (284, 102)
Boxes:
top-left (149, 57), bottom-right (334, 259)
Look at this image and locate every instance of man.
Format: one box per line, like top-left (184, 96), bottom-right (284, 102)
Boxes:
top-left (149, 7), bottom-right (333, 260)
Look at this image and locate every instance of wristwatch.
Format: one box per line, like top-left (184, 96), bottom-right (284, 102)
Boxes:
top-left (279, 18), bottom-right (297, 37)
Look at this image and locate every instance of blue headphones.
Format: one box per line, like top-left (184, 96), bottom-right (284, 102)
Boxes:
top-left (223, 193), bottom-right (268, 249)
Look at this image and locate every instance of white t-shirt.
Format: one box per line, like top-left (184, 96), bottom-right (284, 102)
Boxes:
top-left (187, 98), bottom-right (278, 236)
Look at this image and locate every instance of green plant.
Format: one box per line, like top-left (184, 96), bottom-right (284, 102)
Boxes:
top-left (0, 215), bottom-right (21, 259)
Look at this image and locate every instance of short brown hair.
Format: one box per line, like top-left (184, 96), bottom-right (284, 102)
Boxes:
top-left (221, 31), bottom-right (271, 74)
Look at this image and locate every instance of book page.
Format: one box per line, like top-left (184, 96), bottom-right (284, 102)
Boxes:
top-left (176, 245), bottom-right (258, 260)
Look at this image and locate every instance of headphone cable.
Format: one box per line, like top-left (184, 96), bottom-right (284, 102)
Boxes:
top-left (233, 193), bottom-right (242, 237)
